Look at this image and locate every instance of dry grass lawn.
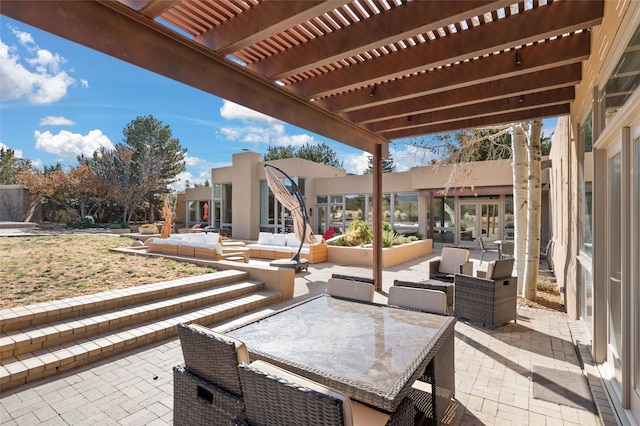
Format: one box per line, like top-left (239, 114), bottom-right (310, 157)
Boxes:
top-left (0, 231), bottom-right (564, 313)
top-left (0, 234), bottom-right (215, 310)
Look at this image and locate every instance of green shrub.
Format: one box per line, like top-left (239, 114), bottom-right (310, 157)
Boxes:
top-left (343, 220), bottom-right (373, 246)
top-left (382, 228), bottom-right (395, 247)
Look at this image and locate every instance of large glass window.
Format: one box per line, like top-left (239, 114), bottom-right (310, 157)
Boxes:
top-left (433, 197), bottom-right (455, 243)
top-left (601, 24), bottom-right (640, 130)
top-left (221, 183), bottom-right (232, 232)
top-left (344, 194), bottom-right (365, 229)
top-left (609, 153), bottom-right (622, 360)
top-left (581, 112), bottom-right (593, 256)
top-left (504, 195), bottom-right (514, 240)
top-left (259, 181), bottom-right (276, 232)
top-left (579, 262), bottom-right (594, 336)
top-left (330, 195), bottom-right (343, 231)
top-left (368, 194), bottom-right (391, 223)
top-left (187, 201), bottom-right (197, 224)
top-left (393, 192), bottom-right (419, 235)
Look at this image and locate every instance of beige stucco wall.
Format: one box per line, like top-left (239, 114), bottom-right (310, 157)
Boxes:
top-left (183, 186), bottom-right (211, 201)
top-left (214, 152), bottom-right (348, 240)
top-left (549, 0), bottom-right (633, 322)
top-left (412, 159), bottom-right (516, 189)
top-left (314, 171), bottom-right (411, 195)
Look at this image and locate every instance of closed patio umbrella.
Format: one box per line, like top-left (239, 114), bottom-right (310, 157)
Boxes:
top-left (264, 164), bottom-right (316, 262)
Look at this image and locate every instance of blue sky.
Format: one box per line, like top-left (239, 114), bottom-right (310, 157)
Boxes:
top-left (1, 17), bottom-right (557, 191)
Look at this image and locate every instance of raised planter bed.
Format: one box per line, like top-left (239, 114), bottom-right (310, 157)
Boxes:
top-left (327, 239), bottom-right (433, 268)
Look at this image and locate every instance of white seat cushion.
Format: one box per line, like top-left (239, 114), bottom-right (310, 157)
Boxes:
top-left (388, 286), bottom-right (447, 314)
top-left (270, 233), bottom-right (288, 246)
top-left (205, 232), bottom-right (220, 245)
top-left (257, 232), bottom-right (272, 245)
top-left (286, 233), bottom-right (301, 247)
top-left (438, 247), bottom-right (470, 274)
top-left (187, 233), bottom-right (207, 243)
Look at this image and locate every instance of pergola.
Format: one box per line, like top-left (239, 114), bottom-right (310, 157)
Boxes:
top-left (1, 0), bottom-right (604, 289)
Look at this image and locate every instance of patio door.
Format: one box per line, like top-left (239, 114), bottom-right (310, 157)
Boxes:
top-left (458, 201), bottom-right (500, 246)
top-left (607, 150), bottom-right (623, 390)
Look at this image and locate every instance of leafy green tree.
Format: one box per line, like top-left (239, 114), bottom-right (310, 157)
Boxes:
top-left (121, 115), bottom-right (186, 221)
top-left (263, 142), bottom-right (343, 168)
top-left (263, 145), bottom-right (297, 161)
top-left (296, 142), bottom-right (343, 168)
top-left (365, 153), bottom-right (396, 174)
top-left (0, 148), bottom-right (32, 184)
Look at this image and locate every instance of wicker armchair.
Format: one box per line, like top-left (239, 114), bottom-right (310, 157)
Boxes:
top-left (454, 258), bottom-right (517, 329)
top-left (174, 323), bottom-right (249, 426)
top-left (428, 247), bottom-right (473, 282)
top-left (238, 360), bottom-right (414, 426)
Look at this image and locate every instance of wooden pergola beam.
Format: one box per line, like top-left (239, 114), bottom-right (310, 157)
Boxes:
top-left (0, 0), bottom-right (389, 155)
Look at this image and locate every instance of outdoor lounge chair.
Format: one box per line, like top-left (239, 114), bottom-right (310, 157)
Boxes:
top-left (238, 360), bottom-right (414, 426)
top-left (454, 258), bottom-right (517, 329)
top-left (174, 323), bottom-right (249, 425)
top-left (428, 247), bottom-right (473, 282)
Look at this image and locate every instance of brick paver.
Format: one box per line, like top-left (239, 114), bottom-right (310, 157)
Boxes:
top-left (0, 247), bottom-right (612, 425)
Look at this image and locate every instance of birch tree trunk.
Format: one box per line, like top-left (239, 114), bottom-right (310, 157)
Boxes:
top-left (511, 124), bottom-right (529, 294)
top-left (523, 119), bottom-right (543, 300)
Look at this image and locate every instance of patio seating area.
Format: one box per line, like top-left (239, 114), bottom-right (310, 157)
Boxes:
top-left (0, 246), bottom-right (616, 425)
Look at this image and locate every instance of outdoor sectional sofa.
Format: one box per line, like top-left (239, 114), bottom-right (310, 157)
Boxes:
top-left (246, 232), bottom-right (328, 264)
top-left (147, 232), bottom-right (236, 260)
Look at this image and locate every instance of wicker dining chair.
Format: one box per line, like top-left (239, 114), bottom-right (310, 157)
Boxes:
top-left (327, 276), bottom-right (375, 302)
top-left (388, 286), bottom-right (447, 315)
top-left (387, 286), bottom-right (453, 425)
top-left (238, 360), bottom-right (414, 426)
top-left (174, 323), bottom-right (249, 426)
top-left (454, 258), bottom-right (517, 329)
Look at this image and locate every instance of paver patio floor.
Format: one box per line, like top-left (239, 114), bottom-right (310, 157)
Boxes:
top-left (0, 246), bottom-right (615, 425)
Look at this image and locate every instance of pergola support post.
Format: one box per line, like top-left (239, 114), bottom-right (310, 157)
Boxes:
top-left (373, 144), bottom-right (383, 291)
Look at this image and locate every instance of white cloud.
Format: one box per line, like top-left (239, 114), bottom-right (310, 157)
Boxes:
top-left (171, 171), bottom-right (194, 192)
top-left (219, 122), bottom-right (318, 148)
top-left (34, 129), bottom-right (114, 158)
top-left (0, 28), bottom-right (80, 104)
top-left (343, 151), bottom-right (370, 175)
top-left (220, 100), bottom-right (279, 123)
top-left (220, 127), bottom-right (241, 140)
top-left (11, 27), bottom-right (35, 48)
top-left (390, 144), bottom-right (436, 171)
top-left (39, 116), bottom-right (75, 126)
top-left (185, 154), bottom-right (204, 167)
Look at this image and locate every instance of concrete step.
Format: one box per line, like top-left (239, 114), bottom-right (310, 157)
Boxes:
top-left (0, 290), bottom-right (281, 391)
top-left (0, 280), bottom-right (265, 360)
top-left (0, 270), bottom-right (249, 334)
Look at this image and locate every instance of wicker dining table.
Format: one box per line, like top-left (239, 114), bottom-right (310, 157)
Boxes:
top-left (226, 294), bottom-right (456, 424)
